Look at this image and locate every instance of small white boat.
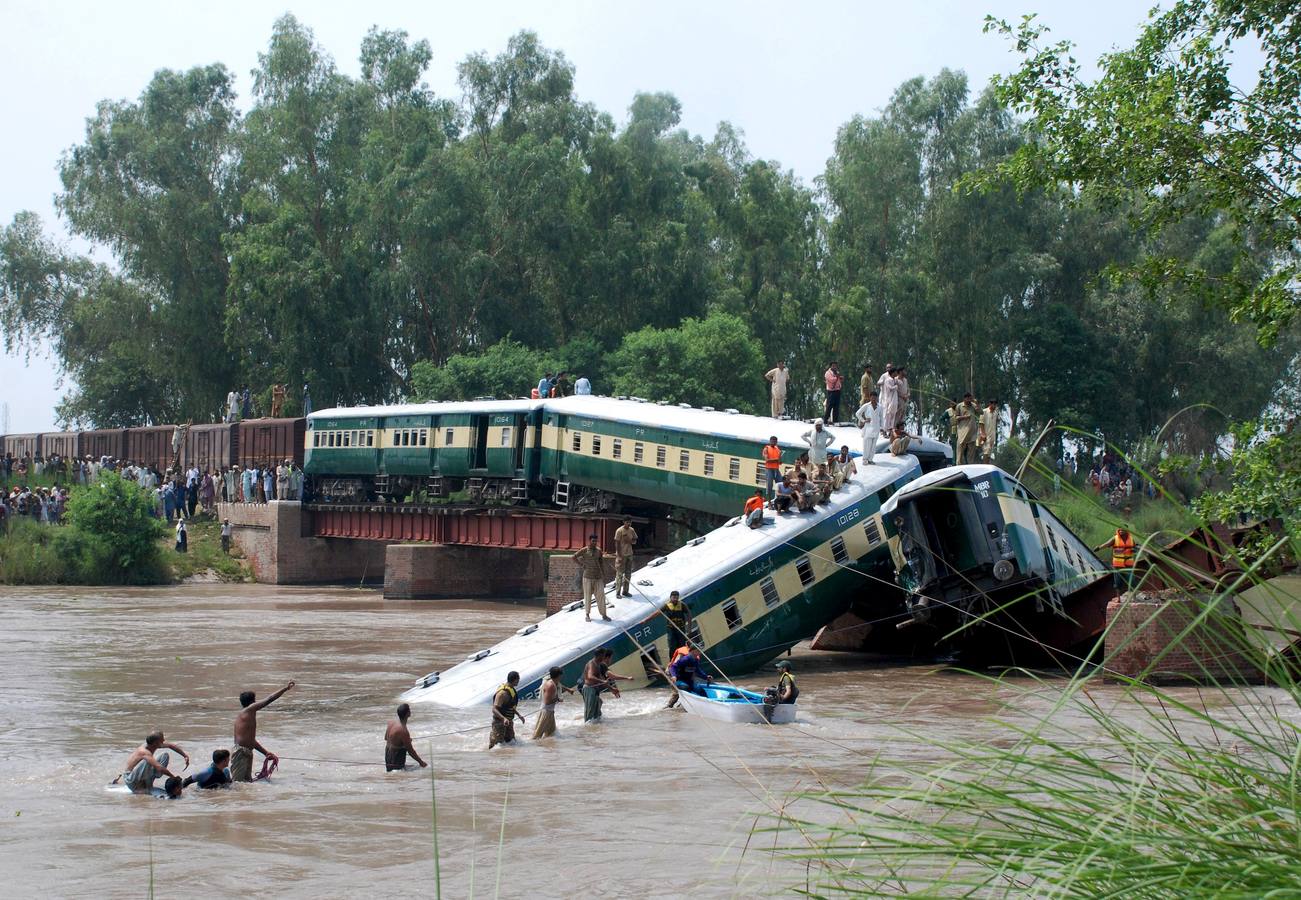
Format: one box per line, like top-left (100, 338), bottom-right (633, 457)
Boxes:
top-left (675, 682), bottom-right (796, 724)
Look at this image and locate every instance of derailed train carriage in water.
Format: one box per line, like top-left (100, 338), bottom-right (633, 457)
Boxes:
top-left (879, 464), bottom-right (1114, 664)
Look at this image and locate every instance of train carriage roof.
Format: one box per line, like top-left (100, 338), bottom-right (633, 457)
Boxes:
top-left (309, 399), bottom-right (545, 422)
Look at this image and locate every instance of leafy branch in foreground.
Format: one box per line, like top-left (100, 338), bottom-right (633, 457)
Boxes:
top-left (974, 2), bottom-right (1301, 343)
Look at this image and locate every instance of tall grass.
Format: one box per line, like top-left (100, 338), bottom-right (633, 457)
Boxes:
top-left (754, 488), bottom-right (1301, 895)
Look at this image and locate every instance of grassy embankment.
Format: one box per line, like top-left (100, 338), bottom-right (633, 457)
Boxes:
top-left (163, 514), bottom-right (251, 582)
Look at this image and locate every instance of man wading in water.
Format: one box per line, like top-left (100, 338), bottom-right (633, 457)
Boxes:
top-left (532, 666), bottom-right (575, 740)
top-left (231, 681), bottom-right (294, 781)
top-left (581, 649), bottom-right (632, 722)
top-left (384, 703), bottom-right (427, 771)
top-left (489, 672), bottom-right (525, 749)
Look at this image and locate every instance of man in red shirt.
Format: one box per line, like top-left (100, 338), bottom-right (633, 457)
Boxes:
top-left (823, 363), bottom-right (843, 422)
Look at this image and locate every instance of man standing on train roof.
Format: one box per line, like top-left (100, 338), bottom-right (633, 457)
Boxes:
top-left (823, 362), bottom-right (844, 422)
top-left (230, 680), bottom-right (294, 782)
top-left (489, 672), bottom-right (525, 749)
top-left (859, 364), bottom-right (874, 406)
top-left (854, 391), bottom-right (879, 464)
top-left (241, 386), bottom-right (252, 420)
top-left (613, 518), bottom-right (637, 597)
top-left (574, 374), bottom-right (592, 395)
top-left (384, 703), bottom-right (427, 771)
top-left (955, 393), bottom-right (980, 465)
top-left (744, 488), bottom-right (766, 528)
top-left (302, 382), bottom-right (312, 417)
top-left (572, 533), bottom-right (615, 622)
top-left (761, 435), bottom-right (783, 497)
top-left (538, 373), bottom-right (553, 400)
top-left (979, 399), bottom-right (999, 463)
top-left (802, 419), bottom-right (834, 466)
top-left (270, 382), bottom-right (286, 417)
top-left (764, 360), bottom-right (790, 418)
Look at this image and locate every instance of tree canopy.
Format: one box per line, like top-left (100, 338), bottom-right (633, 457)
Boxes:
top-left (0, 13), bottom-right (1294, 457)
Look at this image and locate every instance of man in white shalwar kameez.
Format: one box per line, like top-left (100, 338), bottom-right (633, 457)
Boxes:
top-left (854, 392), bottom-right (879, 464)
top-left (877, 366), bottom-right (900, 438)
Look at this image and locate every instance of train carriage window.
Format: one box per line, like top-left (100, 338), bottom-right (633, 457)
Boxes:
top-left (678, 450), bottom-right (690, 471)
top-left (728, 458), bottom-right (740, 481)
top-left (312, 432), bottom-right (320, 448)
top-left (400, 431), bottom-right (408, 447)
top-left (863, 519), bottom-right (882, 547)
top-left (633, 443), bottom-right (644, 464)
top-left (656, 446), bottom-right (667, 468)
top-left (612, 438), bottom-right (622, 460)
top-left (795, 556), bottom-right (815, 586)
top-left (419, 429), bottom-right (427, 447)
top-left (760, 576), bottom-right (780, 609)
top-left (326, 432), bottom-right (333, 448)
top-left (369, 430), bottom-right (376, 447)
top-left (572, 432), bottom-right (582, 452)
top-left (444, 428), bottom-right (454, 446)
top-left (754, 463), bottom-right (765, 486)
top-left (500, 427), bottom-right (512, 447)
top-left (1046, 527), bottom-right (1059, 552)
top-left (703, 454), bottom-right (715, 477)
top-left (351, 431), bottom-right (358, 446)
top-left (592, 435), bottom-right (602, 456)
top-left (722, 599), bottom-right (743, 631)
top-left (831, 536), bottom-right (849, 565)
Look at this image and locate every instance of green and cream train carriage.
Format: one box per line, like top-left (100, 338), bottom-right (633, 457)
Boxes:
top-left (882, 464), bottom-right (1111, 656)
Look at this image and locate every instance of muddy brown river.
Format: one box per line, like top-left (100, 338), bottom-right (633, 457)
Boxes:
top-left (0, 585), bottom-right (1278, 898)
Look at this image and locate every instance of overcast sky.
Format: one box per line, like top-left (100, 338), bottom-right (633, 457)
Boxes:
top-left (0, 0), bottom-right (1158, 434)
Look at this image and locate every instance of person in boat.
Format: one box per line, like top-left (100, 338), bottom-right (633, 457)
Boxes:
top-left (183, 749), bottom-right (233, 790)
top-left (743, 489), bottom-right (766, 529)
top-left (489, 672), bottom-right (525, 749)
top-left (385, 703), bottom-right (428, 770)
top-left (532, 666), bottom-right (575, 740)
top-left (582, 649), bottom-right (631, 722)
top-left (117, 731), bottom-right (190, 794)
top-left (664, 646), bottom-right (713, 708)
top-left (775, 660), bottom-right (799, 704)
top-left (662, 591), bottom-right (692, 655)
top-left (231, 681), bottom-right (294, 782)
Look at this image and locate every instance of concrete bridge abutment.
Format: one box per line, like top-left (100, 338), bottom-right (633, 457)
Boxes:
top-left (218, 501), bottom-right (388, 585)
top-left (383, 545), bottom-right (544, 599)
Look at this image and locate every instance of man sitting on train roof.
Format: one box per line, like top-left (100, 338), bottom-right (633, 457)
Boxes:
top-left (743, 489), bottom-right (767, 529)
top-left (812, 464), bottom-right (834, 504)
top-left (830, 446), bottom-right (857, 488)
top-left (794, 473), bottom-right (818, 512)
top-left (772, 475), bottom-right (795, 514)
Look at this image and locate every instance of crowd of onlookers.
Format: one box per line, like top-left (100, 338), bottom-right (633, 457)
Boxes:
top-left (1, 451), bottom-right (306, 533)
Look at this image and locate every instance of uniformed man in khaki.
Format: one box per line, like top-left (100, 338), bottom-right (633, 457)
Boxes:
top-left (572, 534), bottom-right (614, 622)
top-left (955, 393), bottom-right (980, 465)
top-left (858, 364), bottom-right (874, 405)
top-left (613, 517), bottom-right (637, 598)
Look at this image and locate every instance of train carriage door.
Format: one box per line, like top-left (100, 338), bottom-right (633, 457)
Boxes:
top-left (513, 413), bottom-right (526, 472)
top-left (473, 415), bottom-right (488, 470)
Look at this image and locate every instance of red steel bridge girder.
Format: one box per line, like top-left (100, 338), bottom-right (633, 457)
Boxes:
top-left (306, 506), bottom-right (623, 551)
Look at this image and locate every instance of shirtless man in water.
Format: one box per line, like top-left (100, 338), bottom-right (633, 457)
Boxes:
top-left (231, 681), bottom-right (294, 782)
top-left (384, 703), bottom-right (427, 771)
top-left (118, 731), bottom-right (190, 794)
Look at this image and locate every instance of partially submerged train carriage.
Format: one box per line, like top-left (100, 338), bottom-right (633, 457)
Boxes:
top-left (882, 464), bottom-right (1112, 660)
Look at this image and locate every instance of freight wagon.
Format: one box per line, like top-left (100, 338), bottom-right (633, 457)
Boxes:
top-left (238, 417), bottom-right (305, 469)
top-left (3, 433), bottom-right (41, 460)
top-left (81, 428), bottom-right (129, 463)
top-left (39, 431), bottom-right (79, 460)
top-left (181, 423), bottom-right (238, 473)
top-left (126, 426), bottom-right (174, 473)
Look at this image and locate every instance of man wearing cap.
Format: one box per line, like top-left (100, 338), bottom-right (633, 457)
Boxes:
top-left (613, 518), bottom-right (637, 598)
top-left (775, 660), bottom-right (799, 704)
top-left (801, 419), bottom-right (834, 466)
top-left (572, 534), bottom-right (615, 622)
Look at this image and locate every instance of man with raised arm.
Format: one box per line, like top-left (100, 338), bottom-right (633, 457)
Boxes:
top-left (230, 680), bottom-right (294, 782)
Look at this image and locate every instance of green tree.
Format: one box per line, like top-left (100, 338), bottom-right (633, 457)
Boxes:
top-left (410, 338), bottom-right (559, 401)
top-left (63, 472), bottom-right (167, 582)
top-left (606, 311), bottom-right (765, 411)
top-left (982, 2), bottom-right (1301, 343)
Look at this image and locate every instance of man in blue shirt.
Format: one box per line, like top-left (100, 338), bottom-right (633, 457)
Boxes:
top-left (665, 647), bottom-right (713, 708)
top-left (574, 375), bottom-right (592, 395)
top-left (537, 373), bottom-right (553, 399)
top-left (183, 749), bottom-right (233, 790)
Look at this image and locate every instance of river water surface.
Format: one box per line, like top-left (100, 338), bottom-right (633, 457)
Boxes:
top-left (0, 585), bottom-right (1276, 898)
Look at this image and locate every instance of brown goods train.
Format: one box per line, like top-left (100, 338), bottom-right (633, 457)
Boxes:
top-left (40, 431), bottom-right (80, 459)
top-left (3, 433), bottom-right (40, 459)
top-left (80, 428), bottom-right (128, 462)
top-left (238, 418), bottom-right (305, 468)
top-left (181, 423), bottom-right (238, 473)
top-left (126, 426), bottom-right (175, 473)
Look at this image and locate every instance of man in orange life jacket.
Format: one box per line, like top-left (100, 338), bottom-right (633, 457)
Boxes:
top-left (744, 489), bottom-right (766, 529)
top-left (761, 436), bottom-right (783, 498)
top-left (1109, 524), bottom-right (1136, 592)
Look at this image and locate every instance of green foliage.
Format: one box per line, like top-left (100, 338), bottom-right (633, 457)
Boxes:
top-left (606, 311), bottom-right (765, 411)
top-left (1194, 419), bottom-right (1301, 539)
top-left (63, 473), bottom-right (167, 582)
top-left (163, 515), bottom-right (250, 582)
top-left (410, 338), bottom-right (559, 401)
top-left (981, 2), bottom-right (1301, 343)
